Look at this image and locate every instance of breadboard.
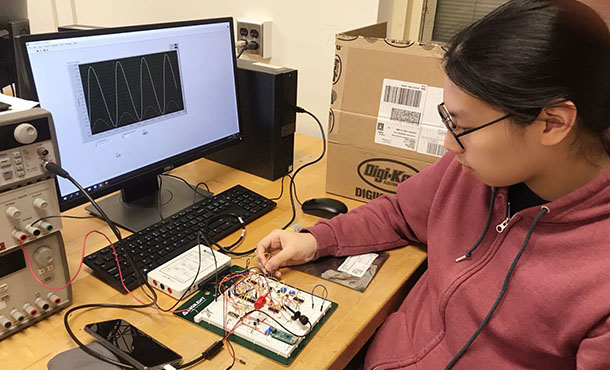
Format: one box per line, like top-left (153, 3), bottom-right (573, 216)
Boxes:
top-left (173, 266), bottom-right (337, 365)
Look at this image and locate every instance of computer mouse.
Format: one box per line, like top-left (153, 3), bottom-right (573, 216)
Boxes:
top-left (301, 197), bottom-right (348, 219)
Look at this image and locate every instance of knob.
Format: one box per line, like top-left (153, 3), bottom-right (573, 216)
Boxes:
top-left (35, 298), bottom-right (50, 311)
top-left (14, 123), bottom-right (38, 144)
top-left (38, 221), bottom-right (53, 232)
top-left (23, 303), bottom-right (38, 317)
top-left (6, 206), bottom-right (22, 219)
top-left (10, 309), bottom-right (24, 323)
top-left (25, 225), bottom-right (41, 237)
top-left (47, 293), bottom-right (61, 305)
top-left (0, 315), bottom-right (12, 329)
top-left (12, 230), bottom-right (27, 242)
top-left (33, 246), bottom-right (54, 265)
top-left (33, 198), bottom-right (49, 211)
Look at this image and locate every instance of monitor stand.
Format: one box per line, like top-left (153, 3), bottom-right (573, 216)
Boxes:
top-left (85, 175), bottom-right (212, 232)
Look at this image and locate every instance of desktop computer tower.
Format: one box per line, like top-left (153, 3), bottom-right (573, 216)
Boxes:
top-left (206, 59), bottom-right (297, 181)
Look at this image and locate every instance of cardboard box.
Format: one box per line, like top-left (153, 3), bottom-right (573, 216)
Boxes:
top-left (327, 25), bottom-right (447, 202)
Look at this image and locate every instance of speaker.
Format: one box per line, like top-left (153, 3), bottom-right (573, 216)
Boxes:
top-left (206, 59), bottom-right (297, 181)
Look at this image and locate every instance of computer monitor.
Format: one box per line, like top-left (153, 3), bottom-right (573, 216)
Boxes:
top-left (18, 18), bottom-right (243, 231)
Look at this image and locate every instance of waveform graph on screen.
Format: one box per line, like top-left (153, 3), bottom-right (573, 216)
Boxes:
top-left (78, 51), bottom-right (185, 135)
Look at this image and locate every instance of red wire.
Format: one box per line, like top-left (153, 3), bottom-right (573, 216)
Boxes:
top-left (19, 233), bottom-right (86, 290)
top-left (21, 229), bottom-right (191, 313)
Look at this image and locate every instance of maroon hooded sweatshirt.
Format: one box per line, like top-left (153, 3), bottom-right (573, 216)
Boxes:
top-left (307, 152), bottom-right (610, 370)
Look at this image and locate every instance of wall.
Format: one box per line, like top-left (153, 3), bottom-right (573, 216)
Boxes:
top-left (25, 0), bottom-right (381, 138)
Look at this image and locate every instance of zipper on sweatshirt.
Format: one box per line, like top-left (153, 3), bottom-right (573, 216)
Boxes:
top-left (495, 201), bottom-right (512, 233)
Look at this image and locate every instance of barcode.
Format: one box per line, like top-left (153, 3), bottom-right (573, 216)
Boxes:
top-left (426, 142), bottom-right (446, 157)
top-left (390, 108), bottom-right (421, 124)
top-left (383, 85), bottom-right (422, 107)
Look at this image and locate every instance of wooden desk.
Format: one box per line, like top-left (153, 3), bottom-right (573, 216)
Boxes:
top-left (1, 134), bottom-right (427, 370)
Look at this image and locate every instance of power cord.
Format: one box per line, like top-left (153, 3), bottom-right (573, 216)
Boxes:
top-left (237, 40), bottom-right (259, 58)
top-left (281, 107), bottom-right (326, 230)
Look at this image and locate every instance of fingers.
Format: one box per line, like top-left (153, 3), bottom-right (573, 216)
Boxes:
top-left (255, 229), bottom-right (282, 273)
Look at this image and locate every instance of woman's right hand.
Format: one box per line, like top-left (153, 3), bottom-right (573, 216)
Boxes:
top-left (255, 229), bottom-right (318, 278)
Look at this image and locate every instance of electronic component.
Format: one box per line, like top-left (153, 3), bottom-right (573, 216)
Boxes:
top-left (0, 108), bottom-right (71, 341)
top-left (271, 329), bottom-right (297, 345)
top-left (147, 245), bottom-right (231, 300)
top-left (193, 270), bottom-right (332, 359)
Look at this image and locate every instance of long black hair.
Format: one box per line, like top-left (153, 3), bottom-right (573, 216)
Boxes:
top-left (444, 0), bottom-right (610, 152)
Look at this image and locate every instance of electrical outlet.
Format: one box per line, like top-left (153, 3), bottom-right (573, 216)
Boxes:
top-left (236, 20), bottom-right (272, 59)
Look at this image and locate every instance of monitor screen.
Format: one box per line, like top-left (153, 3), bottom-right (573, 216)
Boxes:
top-left (19, 18), bottom-right (242, 229)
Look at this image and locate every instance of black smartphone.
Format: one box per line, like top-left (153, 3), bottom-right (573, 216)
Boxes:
top-left (84, 319), bottom-right (182, 370)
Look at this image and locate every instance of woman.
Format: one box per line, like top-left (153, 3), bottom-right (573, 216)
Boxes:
top-left (256, 0), bottom-right (610, 369)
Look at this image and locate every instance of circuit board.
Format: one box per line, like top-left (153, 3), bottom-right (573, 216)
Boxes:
top-left (173, 266), bottom-right (337, 365)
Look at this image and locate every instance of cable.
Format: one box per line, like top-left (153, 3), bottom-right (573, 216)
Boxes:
top-left (29, 214), bottom-right (96, 227)
top-left (269, 174), bottom-right (291, 201)
top-left (159, 173), bottom-right (210, 196)
top-left (157, 174), bottom-right (165, 221)
top-left (41, 160), bottom-right (160, 368)
top-left (236, 41), bottom-right (259, 58)
top-left (281, 107), bottom-right (326, 229)
top-left (199, 214), bottom-right (255, 257)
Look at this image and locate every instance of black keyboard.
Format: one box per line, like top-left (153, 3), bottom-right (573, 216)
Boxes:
top-left (84, 184), bottom-right (276, 293)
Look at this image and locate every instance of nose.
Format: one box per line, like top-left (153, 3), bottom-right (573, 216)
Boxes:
top-left (443, 130), bottom-right (464, 153)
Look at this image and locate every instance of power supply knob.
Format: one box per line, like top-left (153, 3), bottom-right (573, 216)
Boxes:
top-left (6, 206), bottom-right (22, 219)
top-left (14, 123), bottom-right (38, 144)
top-left (33, 246), bottom-right (54, 265)
top-left (33, 198), bottom-right (49, 211)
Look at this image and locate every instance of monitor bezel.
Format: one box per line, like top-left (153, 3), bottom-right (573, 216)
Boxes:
top-left (17, 17), bottom-right (244, 212)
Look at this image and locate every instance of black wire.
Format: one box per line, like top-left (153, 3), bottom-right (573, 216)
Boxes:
top-left (43, 162), bottom-right (161, 367)
top-left (199, 216), bottom-right (254, 257)
top-left (160, 173), bottom-right (211, 198)
top-left (291, 175), bottom-right (303, 206)
top-left (236, 47), bottom-right (247, 58)
top-left (29, 214), bottom-right (96, 227)
top-left (269, 175), bottom-right (290, 201)
top-left (281, 107), bottom-right (326, 229)
top-left (157, 174), bottom-right (165, 222)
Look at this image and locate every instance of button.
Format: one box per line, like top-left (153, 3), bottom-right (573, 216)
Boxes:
top-left (14, 158), bottom-right (22, 165)
top-left (2, 171), bottom-right (13, 180)
top-left (0, 283), bottom-right (7, 293)
top-left (13, 151), bottom-right (21, 158)
top-left (17, 171), bottom-right (25, 177)
top-left (0, 157), bottom-right (10, 167)
top-left (15, 164), bottom-right (24, 171)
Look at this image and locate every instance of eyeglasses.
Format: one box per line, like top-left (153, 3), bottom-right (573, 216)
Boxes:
top-left (437, 102), bottom-right (513, 149)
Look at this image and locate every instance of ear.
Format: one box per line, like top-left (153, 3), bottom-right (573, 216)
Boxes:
top-left (536, 101), bottom-right (578, 146)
